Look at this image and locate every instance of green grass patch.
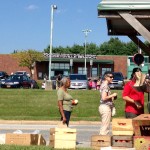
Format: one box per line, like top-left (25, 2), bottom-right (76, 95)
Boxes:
top-left (0, 89), bottom-right (148, 120)
top-left (0, 145), bottom-right (91, 150)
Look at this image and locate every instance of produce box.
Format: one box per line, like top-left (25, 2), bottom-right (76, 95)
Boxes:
top-left (5, 133), bottom-right (39, 146)
top-left (0, 134), bottom-right (6, 144)
top-left (112, 135), bottom-right (133, 148)
top-left (134, 136), bottom-right (150, 150)
top-left (49, 128), bottom-right (76, 149)
top-left (112, 118), bottom-right (134, 135)
top-left (101, 147), bottom-right (135, 150)
top-left (38, 134), bottom-right (46, 145)
top-left (132, 114), bottom-right (150, 136)
top-left (91, 135), bottom-right (111, 149)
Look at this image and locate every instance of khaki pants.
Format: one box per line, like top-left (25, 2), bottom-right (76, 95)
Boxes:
top-left (99, 104), bottom-right (111, 135)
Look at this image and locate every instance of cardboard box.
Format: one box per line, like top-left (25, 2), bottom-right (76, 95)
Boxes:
top-left (49, 128), bottom-right (76, 149)
top-left (112, 118), bottom-right (134, 135)
top-left (91, 135), bottom-right (111, 149)
top-left (132, 114), bottom-right (150, 136)
top-left (112, 135), bottom-right (133, 148)
top-left (134, 136), bottom-right (150, 150)
top-left (5, 133), bottom-right (39, 146)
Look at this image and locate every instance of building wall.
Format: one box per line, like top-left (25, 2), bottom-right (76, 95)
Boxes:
top-left (0, 54), bottom-right (30, 75)
top-left (97, 55), bottom-right (128, 77)
top-left (0, 54), bottom-right (128, 80)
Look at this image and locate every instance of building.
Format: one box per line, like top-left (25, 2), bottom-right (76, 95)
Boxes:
top-left (0, 53), bottom-right (149, 80)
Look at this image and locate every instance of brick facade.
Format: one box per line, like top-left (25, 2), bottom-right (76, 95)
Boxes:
top-left (0, 54), bottom-right (127, 80)
top-left (97, 55), bottom-right (127, 77)
top-left (0, 54), bottom-right (30, 75)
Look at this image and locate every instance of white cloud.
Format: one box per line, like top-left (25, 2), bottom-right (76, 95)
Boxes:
top-left (26, 4), bottom-right (39, 11)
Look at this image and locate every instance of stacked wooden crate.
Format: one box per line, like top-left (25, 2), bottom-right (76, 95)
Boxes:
top-left (132, 114), bottom-right (150, 150)
top-left (49, 128), bottom-right (76, 149)
top-left (91, 135), bottom-right (111, 149)
top-left (112, 118), bottom-right (134, 149)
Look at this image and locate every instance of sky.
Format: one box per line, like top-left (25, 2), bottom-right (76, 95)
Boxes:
top-left (0, 0), bottom-right (130, 54)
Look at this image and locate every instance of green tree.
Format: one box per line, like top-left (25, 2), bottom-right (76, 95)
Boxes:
top-left (99, 37), bottom-right (127, 55)
top-left (13, 49), bottom-right (44, 78)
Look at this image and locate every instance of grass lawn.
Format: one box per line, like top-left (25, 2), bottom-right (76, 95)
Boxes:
top-left (0, 88), bottom-right (149, 121)
top-left (0, 145), bottom-right (91, 150)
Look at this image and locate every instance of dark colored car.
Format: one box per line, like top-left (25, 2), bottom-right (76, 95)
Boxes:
top-left (1, 75), bottom-right (31, 88)
top-left (109, 72), bottom-right (124, 89)
top-left (0, 71), bottom-right (8, 80)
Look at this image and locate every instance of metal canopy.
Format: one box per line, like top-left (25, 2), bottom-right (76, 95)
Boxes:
top-left (98, 0), bottom-right (150, 55)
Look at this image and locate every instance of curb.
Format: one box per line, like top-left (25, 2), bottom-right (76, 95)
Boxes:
top-left (0, 120), bottom-right (101, 125)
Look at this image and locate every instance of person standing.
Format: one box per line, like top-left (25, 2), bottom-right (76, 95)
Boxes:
top-left (122, 68), bottom-right (144, 118)
top-left (57, 77), bottom-right (77, 126)
top-left (56, 74), bottom-right (62, 89)
top-left (99, 71), bottom-right (117, 135)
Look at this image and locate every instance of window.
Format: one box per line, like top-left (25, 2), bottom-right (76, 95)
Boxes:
top-left (92, 68), bottom-right (97, 77)
top-left (51, 63), bottom-right (69, 69)
top-left (102, 68), bottom-right (111, 76)
top-left (78, 67), bottom-right (86, 74)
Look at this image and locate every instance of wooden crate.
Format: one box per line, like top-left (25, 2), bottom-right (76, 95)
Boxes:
top-left (49, 128), bottom-right (76, 149)
top-left (38, 134), bottom-right (46, 145)
top-left (5, 133), bottom-right (39, 146)
top-left (91, 135), bottom-right (111, 149)
top-left (112, 118), bottom-right (134, 135)
top-left (112, 135), bottom-right (133, 148)
top-left (134, 136), bottom-right (150, 150)
top-left (132, 114), bottom-right (150, 136)
top-left (101, 148), bottom-right (135, 150)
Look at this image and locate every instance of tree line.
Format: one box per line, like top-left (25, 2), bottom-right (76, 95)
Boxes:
top-left (12, 37), bottom-right (148, 77)
top-left (44, 37), bottom-right (145, 56)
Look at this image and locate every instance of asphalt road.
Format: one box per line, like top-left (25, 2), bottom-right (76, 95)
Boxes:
top-left (0, 121), bottom-right (102, 148)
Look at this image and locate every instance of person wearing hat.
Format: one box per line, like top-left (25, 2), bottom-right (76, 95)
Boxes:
top-left (122, 68), bottom-right (144, 118)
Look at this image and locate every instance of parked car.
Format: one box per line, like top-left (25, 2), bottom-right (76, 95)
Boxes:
top-left (0, 71), bottom-right (8, 80)
top-left (109, 72), bottom-right (124, 89)
top-left (1, 75), bottom-right (31, 88)
top-left (14, 71), bottom-right (30, 77)
top-left (69, 74), bottom-right (88, 89)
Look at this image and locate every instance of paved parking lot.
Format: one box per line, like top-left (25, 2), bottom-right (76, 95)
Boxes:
top-left (0, 120), bottom-right (102, 148)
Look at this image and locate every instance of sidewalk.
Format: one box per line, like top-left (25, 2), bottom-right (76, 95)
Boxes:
top-left (0, 120), bottom-right (101, 125)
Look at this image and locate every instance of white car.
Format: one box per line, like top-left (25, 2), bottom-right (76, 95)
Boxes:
top-left (69, 74), bottom-right (88, 89)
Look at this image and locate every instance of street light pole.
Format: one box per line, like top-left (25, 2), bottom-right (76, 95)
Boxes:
top-left (82, 29), bottom-right (92, 75)
top-left (49, 5), bottom-right (57, 81)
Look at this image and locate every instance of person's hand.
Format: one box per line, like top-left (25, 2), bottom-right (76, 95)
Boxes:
top-left (112, 93), bottom-right (117, 98)
top-left (134, 101), bottom-right (142, 109)
top-left (72, 99), bottom-right (78, 105)
top-left (135, 72), bottom-right (142, 81)
top-left (62, 117), bottom-right (67, 124)
top-left (114, 95), bottom-right (117, 100)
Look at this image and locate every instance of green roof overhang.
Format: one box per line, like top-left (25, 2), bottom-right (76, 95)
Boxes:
top-left (98, 0), bottom-right (150, 11)
top-left (43, 58), bottom-right (113, 64)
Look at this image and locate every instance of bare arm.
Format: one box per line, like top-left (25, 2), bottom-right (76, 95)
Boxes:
top-left (101, 92), bottom-right (117, 101)
top-left (58, 100), bottom-right (66, 123)
top-left (123, 96), bottom-right (142, 109)
top-left (123, 96), bottom-right (134, 103)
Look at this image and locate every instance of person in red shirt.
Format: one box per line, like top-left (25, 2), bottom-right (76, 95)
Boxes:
top-left (122, 68), bottom-right (144, 118)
